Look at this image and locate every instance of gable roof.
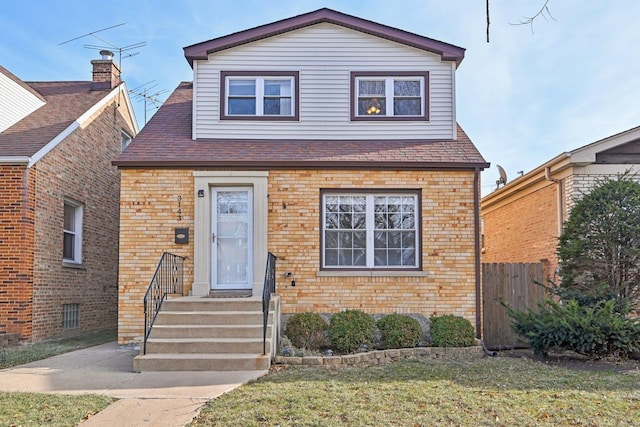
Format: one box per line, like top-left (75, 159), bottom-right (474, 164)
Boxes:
top-left (113, 82), bottom-right (488, 169)
top-left (183, 8), bottom-right (466, 68)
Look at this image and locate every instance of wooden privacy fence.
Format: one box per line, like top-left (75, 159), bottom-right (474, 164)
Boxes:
top-left (482, 262), bottom-right (548, 350)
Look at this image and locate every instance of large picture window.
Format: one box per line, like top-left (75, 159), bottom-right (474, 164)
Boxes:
top-left (63, 199), bottom-right (83, 264)
top-left (322, 191), bottom-right (420, 269)
top-left (351, 72), bottom-right (429, 121)
top-left (221, 71), bottom-right (299, 120)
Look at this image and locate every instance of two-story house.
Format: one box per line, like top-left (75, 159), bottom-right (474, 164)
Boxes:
top-left (0, 52), bottom-right (138, 343)
top-left (114, 8), bottom-right (488, 371)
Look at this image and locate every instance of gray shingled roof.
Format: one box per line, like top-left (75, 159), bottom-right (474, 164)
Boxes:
top-left (0, 80), bottom-right (110, 157)
top-left (114, 82), bottom-right (488, 170)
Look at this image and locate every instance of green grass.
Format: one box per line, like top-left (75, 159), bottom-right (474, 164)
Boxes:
top-left (192, 356), bottom-right (640, 426)
top-left (0, 391), bottom-right (114, 427)
top-left (0, 329), bottom-right (116, 369)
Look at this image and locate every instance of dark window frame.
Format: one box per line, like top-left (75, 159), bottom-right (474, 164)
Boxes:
top-left (220, 71), bottom-right (300, 121)
top-left (350, 71), bottom-right (429, 121)
top-left (319, 188), bottom-right (423, 271)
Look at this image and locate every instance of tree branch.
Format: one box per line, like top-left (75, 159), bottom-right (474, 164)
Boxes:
top-left (511, 0), bottom-right (556, 34)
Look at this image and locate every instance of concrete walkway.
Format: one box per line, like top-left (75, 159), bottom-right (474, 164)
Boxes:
top-left (0, 342), bottom-right (268, 426)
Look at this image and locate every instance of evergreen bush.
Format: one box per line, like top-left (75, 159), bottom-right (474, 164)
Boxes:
top-left (376, 314), bottom-right (422, 349)
top-left (328, 310), bottom-right (375, 354)
top-left (284, 312), bottom-right (328, 351)
top-left (429, 314), bottom-right (475, 347)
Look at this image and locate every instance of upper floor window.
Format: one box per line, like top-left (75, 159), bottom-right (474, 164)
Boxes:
top-left (321, 190), bottom-right (421, 270)
top-left (63, 199), bottom-right (83, 264)
top-left (221, 71), bottom-right (299, 121)
top-left (121, 130), bottom-right (132, 152)
top-left (351, 72), bottom-right (429, 121)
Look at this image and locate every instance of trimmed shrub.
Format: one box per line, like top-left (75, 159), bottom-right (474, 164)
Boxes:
top-left (430, 314), bottom-right (475, 347)
top-left (328, 310), bottom-right (375, 354)
top-left (284, 312), bottom-right (328, 351)
top-left (376, 314), bottom-right (422, 349)
top-left (507, 299), bottom-right (640, 358)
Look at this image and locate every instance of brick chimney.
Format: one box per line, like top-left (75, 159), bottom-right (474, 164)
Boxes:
top-left (91, 50), bottom-right (121, 89)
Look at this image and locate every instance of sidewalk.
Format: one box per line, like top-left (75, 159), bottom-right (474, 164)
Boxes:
top-left (0, 342), bottom-right (268, 426)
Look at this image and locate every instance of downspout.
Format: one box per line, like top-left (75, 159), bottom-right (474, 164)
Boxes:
top-left (544, 167), bottom-right (563, 236)
top-left (473, 167), bottom-right (482, 339)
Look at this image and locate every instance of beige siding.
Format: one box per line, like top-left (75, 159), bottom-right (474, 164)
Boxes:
top-left (0, 72), bottom-right (45, 133)
top-left (193, 23), bottom-right (455, 140)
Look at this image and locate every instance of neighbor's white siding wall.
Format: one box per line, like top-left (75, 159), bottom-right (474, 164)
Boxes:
top-left (193, 23), bottom-right (456, 140)
top-left (0, 72), bottom-right (45, 133)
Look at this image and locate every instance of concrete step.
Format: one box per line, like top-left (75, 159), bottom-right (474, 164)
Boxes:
top-left (145, 337), bottom-right (271, 354)
top-left (162, 298), bottom-right (264, 312)
top-left (149, 324), bottom-right (269, 339)
top-left (133, 353), bottom-right (271, 372)
top-left (154, 311), bottom-right (270, 326)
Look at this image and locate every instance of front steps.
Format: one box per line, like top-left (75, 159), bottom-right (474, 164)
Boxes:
top-left (134, 296), bottom-right (279, 372)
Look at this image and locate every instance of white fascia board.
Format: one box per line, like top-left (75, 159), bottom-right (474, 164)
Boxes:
top-left (192, 60), bottom-right (198, 140)
top-left (27, 85), bottom-right (123, 168)
top-left (0, 156), bottom-right (30, 165)
top-left (450, 61), bottom-right (457, 140)
top-left (119, 82), bottom-right (140, 134)
top-left (570, 125), bottom-right (640, 165)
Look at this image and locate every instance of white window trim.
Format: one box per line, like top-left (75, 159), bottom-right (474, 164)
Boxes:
top-left (63, 199), bottom-right (83, 264)
top-left (121, 130), bottom-right (132, 152)
top-left (355, 76), bottom-right (426, 118)
top-left (321, 192), bottom-right (420, 270)
top-left (225, 76), bottom-right (295, 117)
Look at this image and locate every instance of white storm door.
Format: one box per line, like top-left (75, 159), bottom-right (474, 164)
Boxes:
top-left (211, 187), bottom-right (253, 290)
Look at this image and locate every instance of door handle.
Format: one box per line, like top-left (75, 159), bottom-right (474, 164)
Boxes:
top-left (212, 232), bottom-right (216, 242)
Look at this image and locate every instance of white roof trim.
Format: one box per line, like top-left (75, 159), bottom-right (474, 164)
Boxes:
top-left (0, 156), bottom-right (30, 165)
top-left (27, 84), bottom-right (135, 168)
top-left (570, 125), bottom-right (640, 165)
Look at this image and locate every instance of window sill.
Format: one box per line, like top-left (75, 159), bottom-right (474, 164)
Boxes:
top-left (62, 261), bottom-right (86, 270)
top-left (316, 270), bottom-right (427, 278)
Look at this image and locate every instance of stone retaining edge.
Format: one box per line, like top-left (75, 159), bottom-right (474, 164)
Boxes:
top-left (274, 346), bottom-right (484, 369)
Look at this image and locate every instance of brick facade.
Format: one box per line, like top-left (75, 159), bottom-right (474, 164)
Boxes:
top-left (0, 100), bottom-right (133, 341)
top-left (482, 182), bottom-right (560, 279)
top-left (0, 165), bottom-right (35, 339)
top-left (117, 168), bottom-right (479, 344)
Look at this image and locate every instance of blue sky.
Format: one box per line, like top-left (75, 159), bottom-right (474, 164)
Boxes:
top-left (2, 0), bottom-right (639, 194)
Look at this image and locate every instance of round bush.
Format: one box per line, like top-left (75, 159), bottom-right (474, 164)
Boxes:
top-left (376, 314), bottom-right (423, 349)
top-left (284, 312), bottom-right (328, 351)
top-left (328, 310), bottom-right (375, 354)
top-left (429, 314), bottom-right (475, 347)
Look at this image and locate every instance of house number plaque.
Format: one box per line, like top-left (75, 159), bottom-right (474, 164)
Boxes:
top-left (176, 195), bottom-right (183, 221)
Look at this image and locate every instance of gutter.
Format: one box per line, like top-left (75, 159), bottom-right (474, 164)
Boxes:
top-left (474, 167), bottom-right (482, 338)
top-left (0, 156), bottom-right (30, 165)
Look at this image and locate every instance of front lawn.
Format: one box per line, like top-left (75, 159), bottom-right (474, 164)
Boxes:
top-left (193, 355), bottom-right (640, 426)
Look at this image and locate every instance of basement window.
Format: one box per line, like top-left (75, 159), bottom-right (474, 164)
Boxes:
top-left (62, 304), bottom-right (79, 329)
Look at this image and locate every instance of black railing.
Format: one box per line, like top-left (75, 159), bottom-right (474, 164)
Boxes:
top-left (262, 252), bottom-right (277, 355)
top-left (143, 252), bottom-right (185, 354)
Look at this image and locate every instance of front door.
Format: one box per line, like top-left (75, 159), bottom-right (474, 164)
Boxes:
top-left (211, 187), bottom-right (253, 290)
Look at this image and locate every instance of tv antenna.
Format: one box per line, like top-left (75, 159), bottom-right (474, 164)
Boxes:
top-left (129, 81), bottom-right (168, 124)
top-left (59, 23), bottom-right (146, 71)
top-left (495, 165), bottom-right (508, 189)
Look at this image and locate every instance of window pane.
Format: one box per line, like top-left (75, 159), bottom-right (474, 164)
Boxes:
top-left (264, 98), bottom-right (291, 115)
top-left (374, 249), bottom-right (387, 266)
top-left (394, 80), bottom-right (420, 96)
top-left (264, 80), bottom-right (291, 96)
top-left (228, 98), bottom-right (256, 115)
top-left (353, 249), bottom-right (366, 266)
top-left (325, 231), bottom-right (339, 249)
top-left (229, 80), bottom-right (255, 96)
top-left (353, 231), bottom-right (366, 249)
top-left (387, 249), bottom-right (402, 266)
top-left (338, 249), bottom-right (353, 266)
top-left (374, 231), bottom-right (387, 248)
top-left (63, 232), bottom-right (74, 259)
top-left (64, 204), bottom-right (75, 231)
top-left (325, 249), bottom-right (338, 265)
top-left (388, 231), bottom-right (402, 248)
top-left (325, 213), bottom-right (339, 229)
top-left (358, 98), bottom-right (386, 115)
top-left (394, 98), bottom-right (421, 116)
top-left (358, 80), bottom-right (385, 95)
top-left (402, 248), bottom-right (416, 266)
top-left (353, 213), bottom-right (366, 229)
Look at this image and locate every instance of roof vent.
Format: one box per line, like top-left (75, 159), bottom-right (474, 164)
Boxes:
top-left (100, 50), bottom-right (114, 60)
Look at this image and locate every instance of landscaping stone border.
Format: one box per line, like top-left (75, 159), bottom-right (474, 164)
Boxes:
top-left (274, 346), bottom-right (483, 369)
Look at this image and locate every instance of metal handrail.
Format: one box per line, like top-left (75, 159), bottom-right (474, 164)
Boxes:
top-left (262, 252), bottom-right (277, 355)
top-left (143, 252), bottom-right (185, 354)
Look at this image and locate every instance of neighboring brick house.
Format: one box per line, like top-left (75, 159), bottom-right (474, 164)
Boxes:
top-left (481, 125), bottom-right (640, 281)
top-left (114, 8), bottom-right (489, 350)
top-left (0, 52), bottom-right (138, 342)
